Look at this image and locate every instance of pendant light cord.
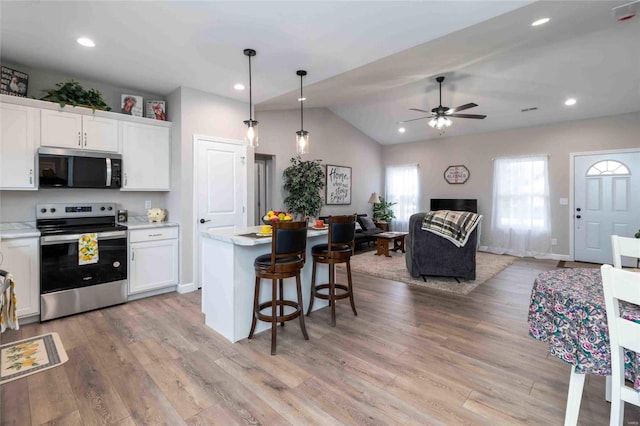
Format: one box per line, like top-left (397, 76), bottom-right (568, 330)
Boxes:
top-left (300, 74), bottom-right (304, 131)
top-left (248, 54), bottom-right (253, 121)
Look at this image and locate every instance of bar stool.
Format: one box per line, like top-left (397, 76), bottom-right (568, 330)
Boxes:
top-left (307, 215), bottom-right (357, 326)
top-left (248, 220), bottom-right (309, 355)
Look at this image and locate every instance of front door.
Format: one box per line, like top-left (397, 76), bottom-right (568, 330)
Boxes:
top-left (194, 136), bottom-right (247, 286)
top-left (574, 150), bottom-right (640, 265)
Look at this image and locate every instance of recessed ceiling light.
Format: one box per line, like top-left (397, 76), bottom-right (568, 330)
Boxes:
top-left (398, 127), bottom-right (406, 133)
top-left (298, 97), bottom-right (306, 102)
top-left (565, 98), bottom-right (577, 106)
top-left (233, 83), bottom-right (245, 91)
top-left (76, 37), bottom-right (95, 47)
top-left (531, 17), bottom-right (550, 26)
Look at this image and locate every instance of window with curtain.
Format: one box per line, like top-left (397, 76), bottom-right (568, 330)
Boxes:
top-left (487, 155), bottom-right (551, 257)
top-left (385, 164), bottom-right (419, 232)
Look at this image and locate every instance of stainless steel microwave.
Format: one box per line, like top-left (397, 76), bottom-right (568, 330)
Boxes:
top-left (38, 147), bottom-right (122, 189)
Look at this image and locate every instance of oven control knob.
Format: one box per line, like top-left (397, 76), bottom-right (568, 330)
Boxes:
top-left (40, 208), bottom-right (47, 213)
top-left (107, 206), bottom-right (113, 211)
top-left (50, 208), bottom-right (56, 213)
top-left (100, 206), bottom-right (106, 211)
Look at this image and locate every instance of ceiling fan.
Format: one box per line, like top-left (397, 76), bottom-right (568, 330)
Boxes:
top-left (402, 76), bottom-right (486, 129)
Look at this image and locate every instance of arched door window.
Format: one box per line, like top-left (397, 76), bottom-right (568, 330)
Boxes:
top-left (586, 160), bottom-right (630, 176)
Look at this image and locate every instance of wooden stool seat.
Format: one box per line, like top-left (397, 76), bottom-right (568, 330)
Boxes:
top-left (308, 215), bottom-right (357, 326)
top-left (249, 220), bottom-right (309, 355)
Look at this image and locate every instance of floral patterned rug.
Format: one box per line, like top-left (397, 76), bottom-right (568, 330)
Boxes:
top-left (337, 250), bottom-right (516, 295)
top-left (0, 332), bottom-right (68, 384)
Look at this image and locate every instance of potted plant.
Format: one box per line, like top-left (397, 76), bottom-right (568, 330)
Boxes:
top-left (635, 229), bottom-right (640, 238)
top-left (373, 196), bottom-right (397, 224)
top-left (41, 80), bottom-right (111, 112)
top-left (283, 156), bottom-right (325, 219)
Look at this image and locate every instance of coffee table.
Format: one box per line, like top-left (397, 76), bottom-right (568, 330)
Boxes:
top-left (375, 232), bottom-right (409, 257)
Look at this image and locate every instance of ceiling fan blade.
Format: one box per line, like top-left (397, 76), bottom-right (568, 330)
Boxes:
top-left (409, 108), bottom-right (431, 114)
top-left (447, 103), bottom-right (478, 114)
top-left (400, 115), bottom-right (433, 123)
top-left (448, 113), bottom-right (487, 119)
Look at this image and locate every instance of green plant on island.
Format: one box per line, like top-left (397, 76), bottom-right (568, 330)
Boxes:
top-left (41, 80), bottom-right (111, 112)
top-left (635, 229), bottom-right (640, 238)
top-left (373, 196), bottom-right (397, 223)
top-left (283, 156), bottom-right (325, 219)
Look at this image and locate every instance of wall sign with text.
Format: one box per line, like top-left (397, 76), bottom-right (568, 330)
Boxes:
top-left (326, 164), bottom-right (352, 205)
top-left (444, 165), bottom-right (470, 184)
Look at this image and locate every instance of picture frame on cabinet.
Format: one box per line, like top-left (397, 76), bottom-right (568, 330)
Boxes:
top-left (0, 66), bottom-right (29, 97)
top-left (120, 94), bottom-right (143, 116)
top-left (145, 100), bottom-right (166, 120)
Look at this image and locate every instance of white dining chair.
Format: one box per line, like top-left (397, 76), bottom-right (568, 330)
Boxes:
top-left (601, 264), bottom-right (640, 426)
top-left (611, 235), bottom-right (640, 269)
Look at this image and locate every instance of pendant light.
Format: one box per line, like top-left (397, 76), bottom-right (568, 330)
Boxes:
top-left (243, 48), bottom-right (258, 147)
top-left (295, 70), bottom-right (309, 155)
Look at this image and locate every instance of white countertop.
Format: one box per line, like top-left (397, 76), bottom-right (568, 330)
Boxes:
top-left (0, 222), bottom-right (40, 239)
top-left (202, 225), bottom-right (328, 246)
top-left (121, 216), bottom-right (179, 230)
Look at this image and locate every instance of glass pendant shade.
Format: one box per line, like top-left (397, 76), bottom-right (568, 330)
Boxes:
top-left (428, 115), bottom-right (452, 130)
top-left (296, 130), bottom-right (309, 154)
top-left (295, 70), bottom-right (309, 154)
top-left (243, 49), bottom-right (258, 147)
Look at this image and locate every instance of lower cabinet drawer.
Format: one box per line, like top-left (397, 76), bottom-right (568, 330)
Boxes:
top-left (129, 226), bottom-right (178, 243)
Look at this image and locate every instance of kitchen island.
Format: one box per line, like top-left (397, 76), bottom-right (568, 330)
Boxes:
top-left (200, 226), bottom-right (330, 342)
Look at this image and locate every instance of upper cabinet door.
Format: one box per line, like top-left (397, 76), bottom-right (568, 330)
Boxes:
top-left (82, 116), bottom-right (118, 152)
top-left (0, 103), bottom-right (39, 190)
top-left (120, 121), bottom-right (170, 191)
top-left (40, 110), bottom-right (118, 152)
top-left (40, 109), bottom-right (83, 149)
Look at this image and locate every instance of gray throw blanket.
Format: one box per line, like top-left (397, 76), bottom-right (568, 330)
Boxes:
top-left (421, 210), bottom-right (482, 247)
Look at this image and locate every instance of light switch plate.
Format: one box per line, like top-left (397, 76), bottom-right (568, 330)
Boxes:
top-left (145, 200), bottom-right (152, 209)
top-left (559, 198), bottom-right (569, 205)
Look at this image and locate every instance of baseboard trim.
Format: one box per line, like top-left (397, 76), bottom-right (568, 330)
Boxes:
top-left (177, 282), bottom-right (196, 294)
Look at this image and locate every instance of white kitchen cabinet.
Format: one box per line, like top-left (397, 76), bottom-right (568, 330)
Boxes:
top-left (120, 121), bottom-right (170, 191)
top-left (0, 237), bottom-right (40, 318)
top-left (41, 109), bottom-right (119, 152)
top-left (128, 227), bottom-right (179, 295)
top-left (0, 103), bottom-right (39, 190)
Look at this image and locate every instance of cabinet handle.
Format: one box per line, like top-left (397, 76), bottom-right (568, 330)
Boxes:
top-left (84, 132), bottom-right (87, 147)
top-left (132, 251), bottom-right (135, 261)
top-left (29, 168), bottom-right (33, 184)
top-left (148, 233), bottom-right (162, 237)
top-left (78, 131), bottom-right (81, 146)
top-left (124, 173), bottom-right (127, 186)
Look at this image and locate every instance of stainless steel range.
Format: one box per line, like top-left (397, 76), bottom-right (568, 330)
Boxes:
top-left (36, 202), bottom-right (128, 321)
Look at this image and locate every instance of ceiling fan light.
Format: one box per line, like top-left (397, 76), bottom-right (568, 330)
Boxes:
top-left (428, 118), bottom-right (437, 128)
top-left (444, 117), bottom-right (452, 127)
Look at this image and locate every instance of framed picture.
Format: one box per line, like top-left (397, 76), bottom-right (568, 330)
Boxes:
top-left (0, 66), bottom-right (29, 97)
top-left (326, 164), bottom-right (352, 205)
top-left (145, 100), bottom-right (166, 120)
top-left (120, 94), bottom-right (143, 116)
top-left (444, 165), bottom-right (470, 184)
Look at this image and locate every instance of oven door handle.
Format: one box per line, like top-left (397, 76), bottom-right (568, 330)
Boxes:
top-left (41, 230), bottom-right (127, 245)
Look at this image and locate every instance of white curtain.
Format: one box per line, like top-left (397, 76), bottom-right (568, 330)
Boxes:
top-left (385, 164), bottom-right (419, 232)
top-left (487, 156), bottom-right (551, 257)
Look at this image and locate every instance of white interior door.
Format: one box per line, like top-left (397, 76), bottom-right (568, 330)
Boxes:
top-left (194, 136), bottom-right (247, 288)
top-left (574, 151), bottom-right (640, 265)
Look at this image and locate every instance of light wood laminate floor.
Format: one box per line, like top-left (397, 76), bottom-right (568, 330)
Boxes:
top-left (2, 258), bottom-right (639, 425)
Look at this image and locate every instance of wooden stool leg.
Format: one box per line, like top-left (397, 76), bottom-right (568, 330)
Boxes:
top-left (279, 279), bottom-right (285, 327)
top-left (346, 260), bottom-right (357, 316)
top-left (307, 258), bottom-right (317, 315)
top-left (271, 279), bottom-right (278, 355)
top-left (296, 273), bottom-right (309, 340)
top-left (248, 275), bottom-right (260, 339)
top-left (329, 263), bottom-right (336, 327)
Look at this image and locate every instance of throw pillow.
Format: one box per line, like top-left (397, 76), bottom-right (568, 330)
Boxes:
top-left (360, 215), bottom-right (377, 231)
top-left (355, 222), bottom-right (362, 232)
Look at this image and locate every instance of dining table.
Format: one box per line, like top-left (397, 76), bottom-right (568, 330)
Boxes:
top-left (528, 267), bottom-right (640, 425)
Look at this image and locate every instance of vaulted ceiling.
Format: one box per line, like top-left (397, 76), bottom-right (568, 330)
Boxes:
top-left (2, 1), bottom-right (639, 145)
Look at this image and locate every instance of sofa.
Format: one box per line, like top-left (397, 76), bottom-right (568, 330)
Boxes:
top-left (320, 214), bottom-right (384, 250)
top-left (405, 212), bottom-right (478, 281)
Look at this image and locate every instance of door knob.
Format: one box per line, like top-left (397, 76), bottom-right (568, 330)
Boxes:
top-left (576, 215), bottom-right (582, 219)
top-left (200, 218), bottom-right (211, 224)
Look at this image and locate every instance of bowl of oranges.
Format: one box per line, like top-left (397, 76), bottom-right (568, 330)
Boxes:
top-left (262, 210), bottom-right (293, 224)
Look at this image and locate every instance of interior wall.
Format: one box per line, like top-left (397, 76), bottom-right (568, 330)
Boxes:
top-left (381, 111), bottom-right (640, 257)
top-left (256, 107), bottom-right (383, 219)
top-left (167, 86), bottom-right (249, 286)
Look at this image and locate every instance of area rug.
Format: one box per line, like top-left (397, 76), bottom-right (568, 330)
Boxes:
top-left (337, 251), bottom-right (516, 295)
top-left (1, 332), bottom-right (68, 384)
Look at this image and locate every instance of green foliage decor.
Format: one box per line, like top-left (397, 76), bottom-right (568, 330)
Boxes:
top-left (41, 80), bottom-right (111, 111)
top-left (373, 196), bottom-right (397, 223)
top-left (283, 156), bottom-right (325, 218)
top-left (635, 229), bottom-right (640, 238)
